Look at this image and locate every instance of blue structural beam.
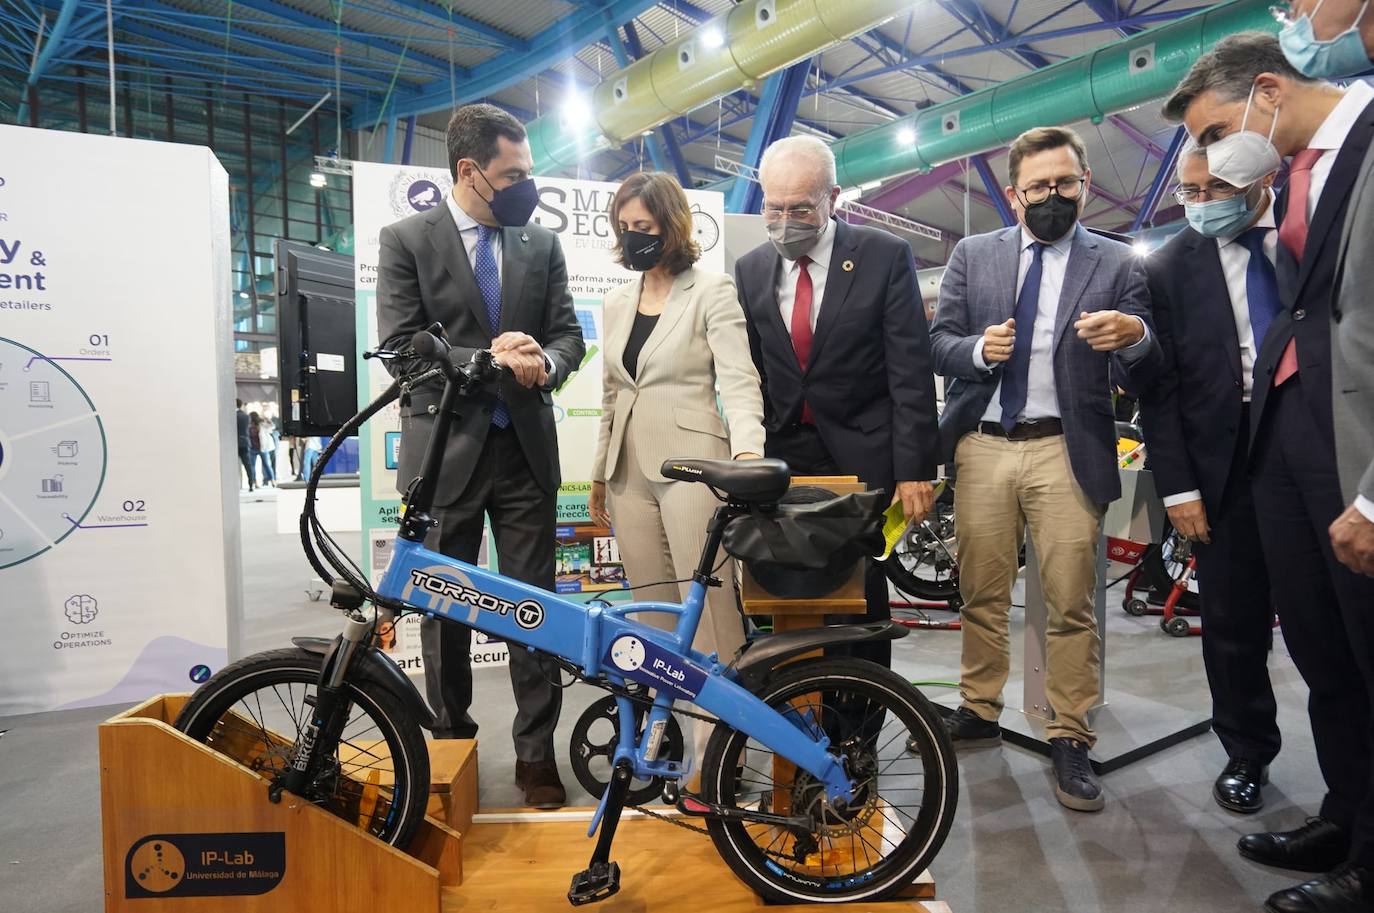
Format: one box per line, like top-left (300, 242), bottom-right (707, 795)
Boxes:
top-left (1131, 127), bottom-right (1188, 231)
top-left (353, 0), bottom-right (660, 126)
top-left (15, 0), bottom-right (81, 123)
top-left (378, 0), bottom-right (527, 51)
top-left (621, 20), bottom-right (693, 187)
top-left (401, 114), bottom-right (417, 165)
top-left (727, 61), bottom-right (809, 215)
top-left (971, 154), bottom-right (1015, 226)
top-left (1081, 0), bottom-right (1144, 36)
top-left (221, 0), bottom-right (461, 78)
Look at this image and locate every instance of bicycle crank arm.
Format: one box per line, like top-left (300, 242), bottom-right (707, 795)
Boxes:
top-left (676, 794), bottom-right (812, 830)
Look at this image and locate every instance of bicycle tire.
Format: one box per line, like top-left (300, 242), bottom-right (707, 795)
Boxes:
top-left (699, 658), bottom-right (958, 903)
top-left (174, 647), bottom-right (430, 849)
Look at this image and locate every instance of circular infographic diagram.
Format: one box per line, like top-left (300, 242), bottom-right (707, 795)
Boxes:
top-left (0, 337), bottom-right (107, 569)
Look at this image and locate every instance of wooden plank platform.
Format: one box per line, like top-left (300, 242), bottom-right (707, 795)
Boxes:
top-left (442, 812), bottom-right (943, 912)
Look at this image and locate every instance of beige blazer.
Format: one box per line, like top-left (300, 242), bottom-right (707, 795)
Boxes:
top-left (592, 266), bottom-right (766, 484)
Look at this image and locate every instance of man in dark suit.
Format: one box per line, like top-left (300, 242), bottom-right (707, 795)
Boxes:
top-left (930, 126), bottom-right (1160, 813)
top-left (376, 103), bottom-right (585, 809)
top-left (1139, 145), bottom-right (1281, 815)
top-left (1165, 31), bottom-right (1374, 911)
top-left (235, 399), bottom-right (254, 490)
top-left (733, 135), bottom-right (941, 672)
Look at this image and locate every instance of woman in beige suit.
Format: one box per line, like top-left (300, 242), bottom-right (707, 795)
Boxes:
top-left (589, 172), bottom-right (765, 701)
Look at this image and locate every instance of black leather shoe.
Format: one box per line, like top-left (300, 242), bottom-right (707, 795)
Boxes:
top-left (1264, 863), bottom-right (1374, 913)
top-left (944, 707), bottom-right (1001, 747)
top-left (1214, 758), bottom-right (1269, 814)
top-left (1239, 818), bottom-right (1350, 873)
top-left (515, 759), bottom-right (566, 810)
top-left (1049, 737), bottom-right (1104, 812)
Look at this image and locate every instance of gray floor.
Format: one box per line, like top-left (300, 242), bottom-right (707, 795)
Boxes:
top-left (0, 489), bottom-right (1326, 912)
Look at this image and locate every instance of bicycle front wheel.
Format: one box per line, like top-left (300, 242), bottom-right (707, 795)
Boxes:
top-left (174, 647), bottom-right (430, 849)
top-left (700, 658), bottom-right (957, 903)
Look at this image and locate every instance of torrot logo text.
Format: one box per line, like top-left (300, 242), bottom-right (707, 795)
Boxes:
top-left (407, 570), bottom-right (545, 629)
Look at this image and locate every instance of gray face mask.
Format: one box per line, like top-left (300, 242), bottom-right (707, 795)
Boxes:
top-left (767, 219), bottom-right (823, 261)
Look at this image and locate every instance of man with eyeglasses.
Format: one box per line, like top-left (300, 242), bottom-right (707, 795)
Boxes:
top-left (1164, 31), bottom-right (1374, 912)
top-left (930, 126), bottom-right (1159, 813)
top-left (733, 134), bottom-right (940, 672)
top-left (1138, 144), bottom-right (1283, 819)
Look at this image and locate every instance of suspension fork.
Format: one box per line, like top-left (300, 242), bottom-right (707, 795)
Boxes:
top-left (273, 612), bottom-right (373, 802)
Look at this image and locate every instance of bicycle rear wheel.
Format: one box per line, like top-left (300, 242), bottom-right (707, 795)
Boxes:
top-left (700, 658), bottom-right (957, 903)
top-left (174, 647), bottom-right (430, 849)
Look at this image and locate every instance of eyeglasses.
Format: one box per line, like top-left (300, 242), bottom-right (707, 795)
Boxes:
top-left (1173, 182), bottom-right (1246, 204)
top-left (762, 200), bottom-right (823, 220)
top-left (1017, 177), bottom-right (1086, 205)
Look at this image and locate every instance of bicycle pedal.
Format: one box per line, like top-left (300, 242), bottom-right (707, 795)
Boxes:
top-left (568, 861), bottom-right (621, 906)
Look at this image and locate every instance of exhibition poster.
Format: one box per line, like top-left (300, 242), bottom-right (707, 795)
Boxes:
top-left (351, 163), bottom-right (724, 670)
top-left (0, 126), bottom-right (238, 715)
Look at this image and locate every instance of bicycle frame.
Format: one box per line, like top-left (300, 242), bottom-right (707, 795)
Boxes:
top-left (330, 338), bottom-right (857, 834)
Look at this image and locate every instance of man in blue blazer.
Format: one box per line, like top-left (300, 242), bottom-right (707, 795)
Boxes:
top-left (1139, 145), bottom-right (1280, 816)
top-left (930, 126), bottom-right (1160, 813)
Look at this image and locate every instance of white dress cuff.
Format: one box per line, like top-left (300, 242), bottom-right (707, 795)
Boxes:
top-left (1356, 495), bottom-right (1374, 524)
top-left (1161, 490), bottom-right (1203, 509)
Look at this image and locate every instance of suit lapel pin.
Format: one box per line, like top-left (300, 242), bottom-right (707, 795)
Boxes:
top-left (842, 259), bottom-right (855, 272)
top-left (520, 232), bottom-right (529, 243)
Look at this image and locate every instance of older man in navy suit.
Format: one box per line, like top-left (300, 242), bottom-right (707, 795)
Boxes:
top-left (930, 126), bottom-right (1159, 813)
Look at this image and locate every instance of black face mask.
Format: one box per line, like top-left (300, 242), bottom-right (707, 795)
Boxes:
top-left (621, 230), bottom-right (664, 271)
top-left (1022, 194), bottom-right (1079, 243)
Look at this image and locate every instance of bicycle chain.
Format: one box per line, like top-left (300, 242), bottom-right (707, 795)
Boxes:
top-left (628, 803), bottom-right (710, 835)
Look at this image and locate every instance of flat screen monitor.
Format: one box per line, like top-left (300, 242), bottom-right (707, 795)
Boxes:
top-left (274, 240), bottom-right (355, 436)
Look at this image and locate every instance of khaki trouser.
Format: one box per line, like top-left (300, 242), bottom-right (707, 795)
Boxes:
top-left (607, 430), bottom-right (746, 767)
top-left (953, 430), bottom-right (1105, 745)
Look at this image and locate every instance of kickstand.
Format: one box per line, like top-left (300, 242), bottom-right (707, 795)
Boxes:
top-left (568, 759), bottom-right (632, 905)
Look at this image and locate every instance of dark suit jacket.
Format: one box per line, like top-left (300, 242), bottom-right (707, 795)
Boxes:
top-left (733, 218), bottom-right (940, 490)
top-left (376, 204), bottom-right (585, 504)
top-left (929, 224), bottom-right (1160, 506)
top-left (1253, 98), bottom-right (1374, 449)
top-left (1139, 226), bottom-right (1249, 521)
top-left (235, 409), bottom-right (251, 452)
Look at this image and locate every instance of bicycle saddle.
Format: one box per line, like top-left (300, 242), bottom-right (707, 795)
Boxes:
top-left (660, 458), bottom-right (791, 502)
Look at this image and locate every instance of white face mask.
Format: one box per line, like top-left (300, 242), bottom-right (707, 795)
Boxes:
top-left (1205, 82), bottom-right (1284, 189)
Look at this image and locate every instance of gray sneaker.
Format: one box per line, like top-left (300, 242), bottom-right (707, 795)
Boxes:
top-left (1050, 737), bottom-right (1104, 812)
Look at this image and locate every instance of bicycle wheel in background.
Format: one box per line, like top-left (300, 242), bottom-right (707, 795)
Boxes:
top-left (174, 647), bottom-right (430, 849)
top-left (883, 486), bottom-right (961, 605)
top-left (699, 658), bottom-right (958, 904)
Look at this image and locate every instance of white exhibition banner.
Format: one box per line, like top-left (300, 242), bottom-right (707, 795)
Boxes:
top-left (0, 126), bottom-right (238, 715)
top-left (351, 163), bottom-right (724, 672)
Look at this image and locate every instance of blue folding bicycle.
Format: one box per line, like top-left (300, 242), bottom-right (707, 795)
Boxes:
top-left (176, 328), bottom-right (957, 905)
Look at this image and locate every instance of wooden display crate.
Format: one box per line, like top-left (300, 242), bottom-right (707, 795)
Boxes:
top-left (99, 694), bottom-right (462, 913)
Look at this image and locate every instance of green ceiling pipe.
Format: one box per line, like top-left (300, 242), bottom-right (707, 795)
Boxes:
top-left (530, 0), bottom-right (916, 172)
top-left (832, 0), bottom-right (1278, 186)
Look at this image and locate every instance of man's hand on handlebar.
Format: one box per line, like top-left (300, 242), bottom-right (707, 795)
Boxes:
top-left (492, 331), bottom-right (548, 389)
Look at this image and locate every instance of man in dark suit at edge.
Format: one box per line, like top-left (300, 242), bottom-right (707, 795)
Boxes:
top-left (733, 134), bottom-right (942, 671)
top-left (1164, 31), bottom-right (1374, 912)
top-left (1138, 144), bottom-right (1282, 816)
top-left (376, 103), bottom-right (585, 809)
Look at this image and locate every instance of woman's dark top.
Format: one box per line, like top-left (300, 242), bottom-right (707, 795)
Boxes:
top-left (622, 311), bottom-right (660, 380)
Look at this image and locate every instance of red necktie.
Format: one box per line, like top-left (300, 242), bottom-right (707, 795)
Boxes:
top-left (1273, 149), bottom-right (1323, 386)
top-left (790, 255), bottom-right (814, 423)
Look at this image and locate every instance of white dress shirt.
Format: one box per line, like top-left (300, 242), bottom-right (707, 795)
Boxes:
top-left (1303, 80), bottom-right (1374, 222)
top-left (446, 191), bottom-right (501, 283)
top-left (776, 217), bottom-right (836, 332)
top-left (1162, 198), bottom-right (1278, 510)
top-left (973, 228), bottom-right (1075, 423)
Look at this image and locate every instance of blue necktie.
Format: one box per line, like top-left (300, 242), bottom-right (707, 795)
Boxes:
top-left (473, 224), bottom-right (509, 429)
top-left (1237, 226), bottom-right (1281, 356)
top-left (1000, 241), bottom-right (1045, 431)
